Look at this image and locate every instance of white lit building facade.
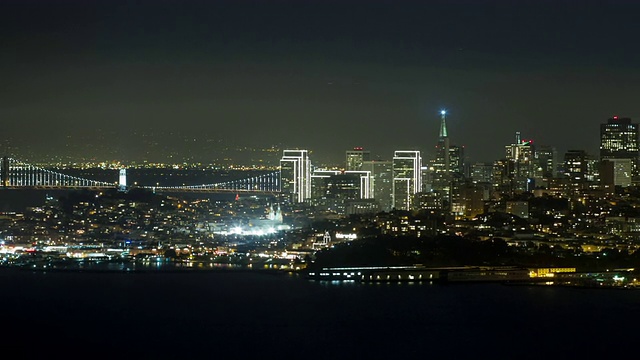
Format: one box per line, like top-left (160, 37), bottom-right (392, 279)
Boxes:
top-left (280, 149), bottom-right (311, 203)
top-left (392, 150), bottom-right (422, 211)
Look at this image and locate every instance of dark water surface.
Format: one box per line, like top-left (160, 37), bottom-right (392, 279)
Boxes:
top-left (2, 268), bottom-right (637, 359)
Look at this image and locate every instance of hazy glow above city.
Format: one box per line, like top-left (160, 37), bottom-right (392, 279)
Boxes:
top-left (2, 1), bottom-right (640, 166)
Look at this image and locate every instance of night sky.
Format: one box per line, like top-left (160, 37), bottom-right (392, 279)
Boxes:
top-left (2, 0), bottom-right (640, 165)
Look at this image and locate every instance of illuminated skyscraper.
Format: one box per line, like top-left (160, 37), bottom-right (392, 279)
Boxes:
top-left (311, 169), bottom-right (371, 200)
top-left (280, 149), bottom-right (311, 203)
top-left (491, 158), bottom-right (513, 194)
top-left (600, 116), bottom-right (639, 177)
top-left (392, 150), bottom-right (422, 210)
top-left (430, 109), bottom-right (465, 209)
top-left (310, 169), bottom-right (374, 215)
top-left (448, 144), bottom-right (464, 174)
top-left (532, 145), bottom-right (558, 188)
top-left (362, 160), bottom-right (393, 212)
top-left (431, 110), bottom-right (450, 183)
top-left (345, 147), bottom-right (371, 171)
top-left (505, 131), bottom-right (535, 192)
top-left (1, 157), bottom-right (8, 187)
top-left (470, 162), bottom-right (493, 184)
top-left (534, 145), bottom-right (557, 178)
top-left (564, 150), bottom-right (588, 194)
top-left (600, 158), bottom-right (633, 187)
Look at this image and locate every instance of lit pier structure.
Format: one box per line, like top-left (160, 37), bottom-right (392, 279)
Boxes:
top-left (306, 265), bottom-right (542, 283)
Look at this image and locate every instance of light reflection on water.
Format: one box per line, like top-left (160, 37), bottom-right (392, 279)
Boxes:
top-left (54, 260), bottom-right (250, 272)
top-left (313, 279), bottom-right (436, 287)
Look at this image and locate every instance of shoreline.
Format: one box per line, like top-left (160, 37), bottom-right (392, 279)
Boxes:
top-left (0, 263), bottom-right (299, 275)
top-left (3, 263), bottom-right (638, 290)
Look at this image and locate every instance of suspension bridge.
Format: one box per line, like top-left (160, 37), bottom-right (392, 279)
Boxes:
top-left (0, 157), bottom-right (281, 194)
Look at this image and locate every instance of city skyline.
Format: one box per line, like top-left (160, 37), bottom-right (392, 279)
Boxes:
top-left (4, 2), bottom-right (640, 354)
top-left (2, 1), bottom-right (640, 165)
top-left (0, 115), bottom-right (634, 168)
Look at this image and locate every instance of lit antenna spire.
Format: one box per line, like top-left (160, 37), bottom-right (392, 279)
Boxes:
top-left (439, 109), bottom-right (448, 138)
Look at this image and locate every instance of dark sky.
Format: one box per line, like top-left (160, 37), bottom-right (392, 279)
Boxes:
top-left (2, 0), bottom-right (640, 165)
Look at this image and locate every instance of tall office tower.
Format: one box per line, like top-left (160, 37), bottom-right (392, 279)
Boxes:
top-left (310, 169), bottom-right (375, 215)
top-left (1, 156), bottom-right (8, 187)
top-left (585, 155), bottom-right (600, 183)
top-left (492, 158), bottom-right (514, 194)
top-left (459, 182), bottom-right (490, 219)
top-left (280, 149), bottom-right (311, 203)
top-left (362, 160), bottom-right (393, 212)
top-left (600, 159), bottom-right (633, 188)
top-left (414, 191), bottom-right (444, 211)
top-left (310, 170), bottom-right (332, 200)
top-left (449, 173), bottom-right (468, 217)
top-left (448, 145), bottom-right (464, 174)
top-left (533, 145), bottom-right (558, 182)
top-left (564, 150), bottom-right (588, 193)
top-left (431, 110), bottom-right (451, 188)
top-left (420, 165), bottom-right (431, 192)
top-left (345, 147), bottom-right (371, 171)
top-left (505, 131), bottom-right (535, 192)
top-left (470, 162), bottom-right (493, 184)
top-left (311, 170), bottom-right (371, 200)
top-left (332, 172), bottom-right (371, 199)
top-left (392, 150), bottom-right (422, 211)
top-left (600, 116), bottom-right (639, 177)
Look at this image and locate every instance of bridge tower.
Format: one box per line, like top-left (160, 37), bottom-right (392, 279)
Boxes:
top-left (1, 156), bottom-right (8, 187)
top-left (118, 168), bottom-right (127, 192)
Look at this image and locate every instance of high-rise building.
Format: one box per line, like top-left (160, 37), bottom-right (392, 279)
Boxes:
top-left (449, 173), bottom-right (469, 218)
top-left (310, 169), bottom-right (375, 215)
top-left (585, 156), bottom-right (600, 183)
top-left (1, 157), bottom-right (9, 187)
top-left (470, 162), bottom-right (493, 184)
top-left (311, 170), bottom-right (371, 200)
top-left (280, 149), bottom-right (311, 203)
top-left (505, 131), bottom-right (535, 192)
top-left (310, 170), bottom-right (332, 200)
top-left (362, 160), bottom-right (393, 212)
top-left (491, 158), bottom-right (514, 194)
top-left (392, 150), bottom-right (422, 211)
top-left (420, 165), bottom-right (431, 192)
top-left (600, 158), bottom-right (633, 187)
top-left (428, 110), bottom-right (467, 209)
top-left (448, 145), bottom-right (464, 174)
top-left (431, 110), bottom-right (451, 192)
top-left (533, 145), bottom-right (558, 186)
top-left (564, 150), bottom-right (588, 193)
top-left (534, 145), bottom-right (557, 177)
top-left (345, 147), bottom-right (371, 171)
top-left (325, 173), bottom-right (368, 200)
top-left (600, 116), bottom-right (639, 177)
top-left (459, 182), bottom-right (489, 219)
